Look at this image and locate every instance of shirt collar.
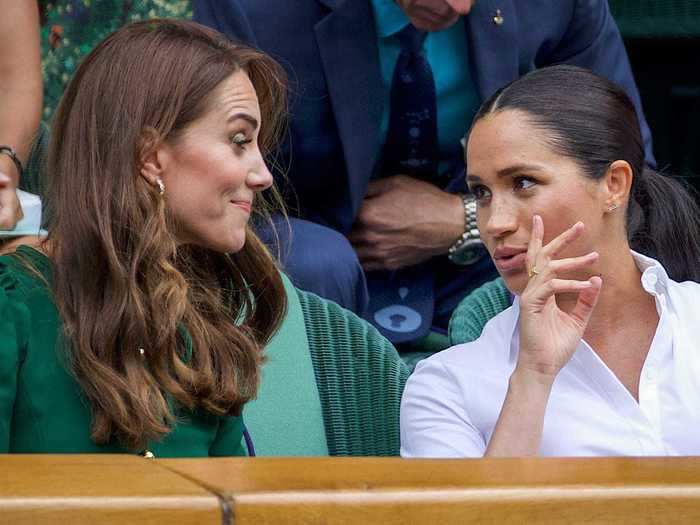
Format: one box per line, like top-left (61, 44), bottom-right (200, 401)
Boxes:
top-left (508, 250), bottom-right (671, 350)
top-left (631, 250), bottom-right (670, 295)
top-left (370, 0), bottom-right (411, 38)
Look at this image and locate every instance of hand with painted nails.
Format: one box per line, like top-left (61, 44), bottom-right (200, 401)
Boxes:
top-left (516, 215), bottom-right (602, 380)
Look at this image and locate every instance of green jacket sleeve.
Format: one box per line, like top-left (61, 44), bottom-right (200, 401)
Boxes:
top-left (0, 259), bottom-right (30, 451)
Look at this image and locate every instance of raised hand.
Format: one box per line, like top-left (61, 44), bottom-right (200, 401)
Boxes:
top-left (517, 215), bottom-right (602, 380)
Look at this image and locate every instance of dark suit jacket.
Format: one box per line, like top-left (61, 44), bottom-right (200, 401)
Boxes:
top-left (194, 0), bottom-right (654, 234)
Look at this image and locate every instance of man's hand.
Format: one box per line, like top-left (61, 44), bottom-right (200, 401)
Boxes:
top-left (348, 175), bottom-right (464, 272)
top-left (0, 170), bottom-right (23, 230)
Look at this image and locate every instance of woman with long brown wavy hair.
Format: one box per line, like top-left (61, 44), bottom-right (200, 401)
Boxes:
top-left (0, 19), bottom-right (288, 456)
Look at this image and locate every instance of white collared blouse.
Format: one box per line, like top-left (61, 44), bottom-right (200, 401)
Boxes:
top-left (401, 252), bottom-right (700, 457)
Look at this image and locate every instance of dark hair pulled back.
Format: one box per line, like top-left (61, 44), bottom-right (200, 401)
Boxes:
top-left (472, 64), bottom-right (700, 282)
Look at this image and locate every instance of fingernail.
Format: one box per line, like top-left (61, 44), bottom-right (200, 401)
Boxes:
top-left (0, 173), bottom-right (10, 183)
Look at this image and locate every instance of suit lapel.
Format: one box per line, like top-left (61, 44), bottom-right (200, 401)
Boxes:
top-left (465, 0), bottom-right (519, 101)
top-left (315, 0), bottom-right (385, 219)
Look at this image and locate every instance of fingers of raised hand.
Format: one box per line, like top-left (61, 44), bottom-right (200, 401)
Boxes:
top-left (525, 251), bottom-right (598, 291)
top-left (527, 217), bottom-right (587, 278)
top-left (569, 276), bottom-right (603, 328)
top-left (526, 214), bottom-right (544, 272)
top-left (546, 252), bottom-right (599, 275)
top-left (541, 220), bottom-right (584, 260)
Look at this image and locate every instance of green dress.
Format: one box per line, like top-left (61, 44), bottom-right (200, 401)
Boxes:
top-left (0, 246), bottom-right (245, 457)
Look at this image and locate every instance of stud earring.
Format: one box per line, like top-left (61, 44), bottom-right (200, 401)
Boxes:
top-left (607, 203), bottom-right (619, 212)
top-left (156, 178), bottom-right (165, 196)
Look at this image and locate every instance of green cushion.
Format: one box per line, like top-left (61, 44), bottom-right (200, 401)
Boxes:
top-left (448, 277), bottom-right (511, 345)
top-left (242, 273), bottom-right (329, 456)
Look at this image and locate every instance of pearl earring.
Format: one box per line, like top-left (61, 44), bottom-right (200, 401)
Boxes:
top-left (156, 179), bottom-right (165, 196)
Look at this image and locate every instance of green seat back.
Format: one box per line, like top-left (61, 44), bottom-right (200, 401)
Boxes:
top-left (298, 289), bottom-right (410, 456)
top-left (243, 273), bottom-right (329, 455)
top-left (448, 277), bottom-right (511, 345)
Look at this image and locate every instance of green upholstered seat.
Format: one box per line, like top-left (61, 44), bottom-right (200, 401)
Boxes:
top-left (245, 273), bottom-right (410, 457)
top-left (298, 288), bottom-right (410, 456)
top-left (448, 277), bottom-right (511, 345)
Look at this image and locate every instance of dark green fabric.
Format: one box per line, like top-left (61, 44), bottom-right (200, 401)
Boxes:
top-left (0, 245), bottom-right (245, 457)
top-left (609, 0), bottom-right (700, 38)
top-left (297, 289), bottom-right (410, 456)
top-left (448, 277), bottom-right (511, 345)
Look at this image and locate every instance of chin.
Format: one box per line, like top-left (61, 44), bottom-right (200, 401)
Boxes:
top-left (199, 232), bottom-right (247, 254)
top-left (500, 273), bottom-right (526, 296)
top-left (409, 15), bottom-right (459, 32)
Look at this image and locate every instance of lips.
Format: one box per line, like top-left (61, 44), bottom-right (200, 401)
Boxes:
top-left (493, 247), bottom-right (528, 273)
top-left (231, 200), bottom-right (252, 214)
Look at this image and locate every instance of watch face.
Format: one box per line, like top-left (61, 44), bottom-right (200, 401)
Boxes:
top-left (450, 240), bottom-right (487, 265)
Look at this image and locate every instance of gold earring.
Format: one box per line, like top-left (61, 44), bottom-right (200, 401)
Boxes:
top-left (156, 179), bottom-right (165, 196)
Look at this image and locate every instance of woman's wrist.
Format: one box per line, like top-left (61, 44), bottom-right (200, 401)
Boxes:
top-left (510, 365), bottom-right (557, 393)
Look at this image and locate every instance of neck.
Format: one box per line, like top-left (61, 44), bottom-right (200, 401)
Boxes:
top-left (557, 245), bottom-right (650, 337)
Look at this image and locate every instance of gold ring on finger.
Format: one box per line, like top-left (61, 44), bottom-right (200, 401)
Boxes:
top-left (528, 267), bottom-right (540, 279)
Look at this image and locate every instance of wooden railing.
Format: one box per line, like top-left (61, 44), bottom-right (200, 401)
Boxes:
top-left (2, 456), bottom-right (700, 524)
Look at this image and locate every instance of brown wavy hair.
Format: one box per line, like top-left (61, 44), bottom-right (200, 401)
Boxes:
top-left (44, 19), bottom-right (288, 450)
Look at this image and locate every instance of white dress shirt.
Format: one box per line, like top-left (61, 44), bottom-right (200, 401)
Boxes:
top-left (401, 252), bottom-right (700, 457)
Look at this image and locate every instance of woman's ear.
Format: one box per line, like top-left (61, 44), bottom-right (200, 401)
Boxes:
top-left (137, 127), bottom-right (168, 188)
top-left (603, 160), bottom-right (633, 213)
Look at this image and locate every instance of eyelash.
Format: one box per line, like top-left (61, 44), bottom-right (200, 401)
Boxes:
top-left (514, 176), bottom-right (537, 191)
top-left (469, 176), bottom-right (538, 204)
top-left (230, 133), bottom-right (253, 150)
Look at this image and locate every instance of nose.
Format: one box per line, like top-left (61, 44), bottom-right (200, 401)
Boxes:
top-left (482, 198), bottom-right (518, 239)
top-left (247, 151), bottom-right (273, 192)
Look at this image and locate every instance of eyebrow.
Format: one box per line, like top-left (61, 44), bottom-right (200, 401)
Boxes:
top-left (467, 163), bottom-right (545, 183)
top-left (227, 112), bottom-right (259, 129)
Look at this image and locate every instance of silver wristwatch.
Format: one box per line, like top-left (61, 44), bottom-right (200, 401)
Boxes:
top-left (447, 193), bottom-right (486, 265)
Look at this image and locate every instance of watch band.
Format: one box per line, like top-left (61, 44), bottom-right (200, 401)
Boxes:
top-left (0, 145), bottom-right (24, 179)
top-left (447, 193), bottom-right (484, 265)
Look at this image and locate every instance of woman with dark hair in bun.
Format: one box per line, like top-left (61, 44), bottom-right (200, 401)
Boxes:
top-left (402, 65), bottom-right (700, 457)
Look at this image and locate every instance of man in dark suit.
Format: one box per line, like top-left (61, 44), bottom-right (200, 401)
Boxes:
top-left (194, 0), bottom-right (654, 343)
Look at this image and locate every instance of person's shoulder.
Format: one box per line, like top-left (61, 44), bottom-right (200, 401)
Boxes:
top-left (668, 277), bottom-right (700, 313)
top-left (0, 246), bottom-right (51, 302)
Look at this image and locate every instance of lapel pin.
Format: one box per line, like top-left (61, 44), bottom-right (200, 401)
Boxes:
top-left (493, 8), bottom-right (504, 26)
